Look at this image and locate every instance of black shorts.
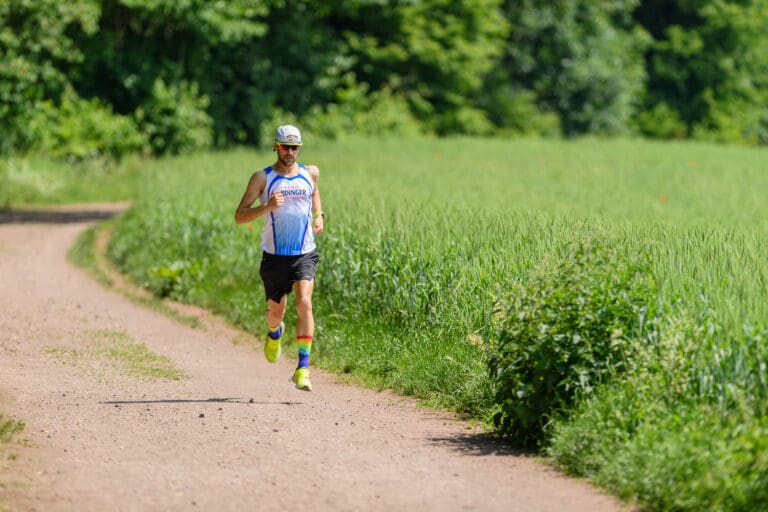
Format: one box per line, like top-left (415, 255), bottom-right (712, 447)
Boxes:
top-left (259, 251), bottom-right (320, 303)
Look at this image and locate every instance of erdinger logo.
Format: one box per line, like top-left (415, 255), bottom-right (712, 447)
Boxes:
top-left (284, 134), bottom-right (300, 143)
top-left (281, 186), bottom-right (308, 200)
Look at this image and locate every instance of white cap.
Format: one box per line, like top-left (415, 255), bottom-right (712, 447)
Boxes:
top-left (274, 125), bottom-right (302, 145)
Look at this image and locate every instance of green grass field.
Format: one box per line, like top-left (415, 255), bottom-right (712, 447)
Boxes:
top-left (107, 137), bottom-right (768, 327)
top-left (0, 155), bottom-right (146, 208)
top-left (9, 136), bottom-right (768, 510)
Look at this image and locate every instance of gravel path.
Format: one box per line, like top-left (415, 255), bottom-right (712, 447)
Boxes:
top-left (0, 205), bottom-right (631, 512)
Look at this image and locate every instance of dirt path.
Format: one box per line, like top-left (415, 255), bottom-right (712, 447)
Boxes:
top-left (0, 205), bottom-right (631, 512)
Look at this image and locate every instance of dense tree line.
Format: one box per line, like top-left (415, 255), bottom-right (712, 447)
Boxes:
top-left (1, 0), bottom-right (767, 159)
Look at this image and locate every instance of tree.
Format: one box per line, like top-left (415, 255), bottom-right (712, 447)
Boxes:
top-left (634, 0), bottom-right (768, 144)
top-left (498, 0), bottom-right (649, 136)
top-left (0, 0), bottom-right (100, 153)
top-left (334, 0), bottom-right (509, 134)
top-left (72, 0), bottom-right (271, 149)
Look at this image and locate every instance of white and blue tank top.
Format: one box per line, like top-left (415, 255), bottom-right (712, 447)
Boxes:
top-left (260, 164), bottom-right (316, 255)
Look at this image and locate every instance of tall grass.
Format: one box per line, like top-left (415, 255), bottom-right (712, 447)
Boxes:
top-left (0, 155), bottom-right (145, 207)
top-left (110, 137), bottom-right (768, 324)
top-left (105, 137), bottom-right (768, 510)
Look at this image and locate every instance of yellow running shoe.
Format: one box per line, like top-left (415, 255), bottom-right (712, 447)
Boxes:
top-left (292, 367), bottom-right (312, 391)
top-left (264, 322), bottom-right (284, 363)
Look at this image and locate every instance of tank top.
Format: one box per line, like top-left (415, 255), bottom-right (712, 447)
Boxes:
top-left (259, 164), bottom-right (316, 255)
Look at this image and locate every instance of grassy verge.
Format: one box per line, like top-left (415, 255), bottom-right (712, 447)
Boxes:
top-left (68, 223), bottom-right (201, 329)
top-left (0, 155), bottom-right (145, 208)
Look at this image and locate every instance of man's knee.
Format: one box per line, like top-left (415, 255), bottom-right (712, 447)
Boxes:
top-left (296, 295), bottom-right (313, 316)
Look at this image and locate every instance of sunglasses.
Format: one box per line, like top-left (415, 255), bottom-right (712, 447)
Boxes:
top-left (279, 144), bottom-right (301, 151)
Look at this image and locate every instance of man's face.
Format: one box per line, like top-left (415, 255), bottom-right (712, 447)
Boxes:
top-left (276, 144), bottom-right (301, 166)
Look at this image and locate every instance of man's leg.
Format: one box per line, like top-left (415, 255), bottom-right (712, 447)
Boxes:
top-left (292, 279), bottom-right (314, 390)
top-left (293, 279), bottom-right (315, 338)
top-left (264, 296), bottom-right (287, 363)
top-left (266, 296), bottom-right (287, 331)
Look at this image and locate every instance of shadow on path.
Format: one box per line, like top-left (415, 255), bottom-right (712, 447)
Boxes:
top-left (428, 433), bottom-right (531, 457)
top-left (101, 397), bottom-right (303, 406)
top-left (0, 207), bottom-right (126, 225)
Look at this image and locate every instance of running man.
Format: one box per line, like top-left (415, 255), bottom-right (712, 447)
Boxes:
top-left (234, 125), bottom-right (324, 391)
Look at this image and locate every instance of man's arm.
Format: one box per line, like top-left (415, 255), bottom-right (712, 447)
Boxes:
top-left (308, 165), bottom-right (324, 234)
top-left (235, 171), bottom-right (282, 224)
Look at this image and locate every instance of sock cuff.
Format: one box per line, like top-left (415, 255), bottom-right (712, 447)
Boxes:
top-left (297, 335), bottom-right (313, 343)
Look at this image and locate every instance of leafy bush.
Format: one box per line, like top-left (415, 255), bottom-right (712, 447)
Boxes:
top-left (301, 80), bottom-right (425, 140)
top-left (549, 312), bottom-right (768, 511)
top-left (488, 236), bottom-right (657, 446)
top-left (633, 102), bottom-right (688, 139)
top-left (500, 1), bottom-right (649, 137)
top-left (135, 79), bottom-right (213, 156)
top-left (258, 82), bottom-right (425, 145)
top-left (481, 85), bottom-right (562, 137)
top-left (0, 0), bottom-right (100, 155)
top-left (25, 90), bottom-right (146, 162)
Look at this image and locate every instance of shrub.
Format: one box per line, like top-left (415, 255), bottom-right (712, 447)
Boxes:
top-left (548, 311), bottom-right (768, 511)
top-left (633, 102), bottom-right (688, 140)
top-left (26, 89), bottom-right (146, 162)
top-left (299, 79), bottom-right (425, 140)
top-left (488, 236), bottom-right (657, 447)
top-left (135, 79), bottom-right (213, 156)
top-left (481, 85), bottom-right (562, 137)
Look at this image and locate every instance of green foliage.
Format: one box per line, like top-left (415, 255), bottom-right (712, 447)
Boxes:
top-left (28, 89), bottom-right (146, 161)
top-left (333, 0), bottom-right (510, 134)
top-left (4, 0), bottom-right (768, 156)
top-left (488, 236), bottom-right (657, 446)
top-left (633, 101), bottom-right (688, 139)
top-left (0, 0), bottom-right (100, 153)
top-left (135, 79), bottom-right (212, 156)
top-left (256, 80), bottom-right (424, 144)
top-left (76, 0), bottom-right (272, 147)
top-left (549, 311), bottom-right (768, 511)
top-left (480, 85), bottom-right (562, 137)
top-left (304, 81), bottom-right (425, 140)
top-left (500, 0), bottom-right (650, 136)
top-left (635, 0), bottom-right (768, 144)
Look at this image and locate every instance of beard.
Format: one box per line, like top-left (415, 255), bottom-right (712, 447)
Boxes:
top-left (278, 153), bottom-right (296, 167)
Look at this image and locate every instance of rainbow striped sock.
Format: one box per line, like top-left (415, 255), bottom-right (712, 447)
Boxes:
top-left (297, 336), bottom-right (312, 368)
top-left (267, 322), bottom-right (282, 340)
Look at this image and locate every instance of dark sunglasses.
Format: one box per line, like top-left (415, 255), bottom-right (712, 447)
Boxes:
top-left (279, 144), bottom-right (301, 151)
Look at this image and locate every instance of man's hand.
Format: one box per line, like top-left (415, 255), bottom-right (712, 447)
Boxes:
top-left (268, 191), bottom-right (284, 211)
top-left (313, 215), bottom-right (324, 234)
